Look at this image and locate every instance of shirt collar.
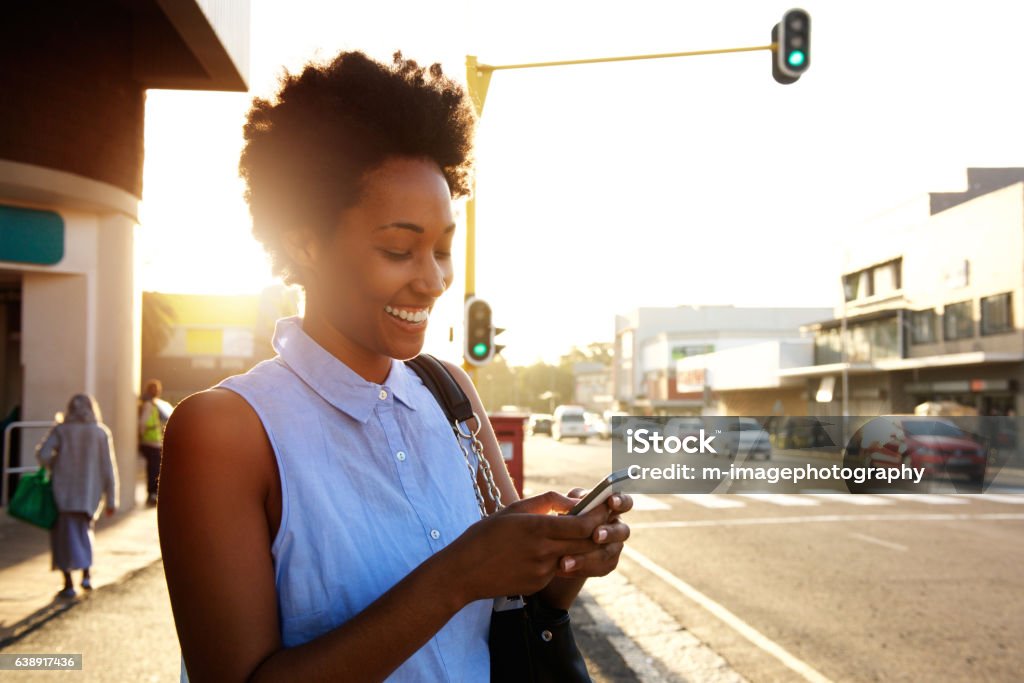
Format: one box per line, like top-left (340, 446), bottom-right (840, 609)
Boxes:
top-left (271, 316), bottom-right (417, 423)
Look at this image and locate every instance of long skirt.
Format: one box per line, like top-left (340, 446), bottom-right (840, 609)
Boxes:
top-left (51, 512), bottom-right (94, 572)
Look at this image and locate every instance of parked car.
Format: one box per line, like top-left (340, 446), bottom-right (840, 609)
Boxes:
top-left (604, 411), bottom-right (630, 439)
top-left (844, 416), bottom-right (986, 485)
top-left (528, 414), bottom-right (553, 436)
top-left (552, 405), bottom-right (589, 442)
top-left (585, 412), bottom-right (610, 439)
top-left (719, 417), bottom-right (772, 460)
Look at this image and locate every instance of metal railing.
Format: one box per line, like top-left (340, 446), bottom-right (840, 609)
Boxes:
top-left (1, 421), bottom-right (57, 507)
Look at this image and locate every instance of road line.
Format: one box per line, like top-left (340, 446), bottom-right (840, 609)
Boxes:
top-left (848, 532), bottom-right (908, 551)
top-left (622, 546), bottom-right (834, 683)
top-left (630, 512), bottom-right (1024, 530)
top-left (629, 493), bottom-right (673, 511)
top-left (802, 492), bottom-right (894, 506)
top-left (673, 493), bottom-right (746, 509)
top-left (888, 494), bottom-right (968, 505)
top-left (955, 493), bottom-right (1024, 504)
top-left (581, 572), bottom-right (747, 682)
top-left (736, 493), bottom-right (821, 507)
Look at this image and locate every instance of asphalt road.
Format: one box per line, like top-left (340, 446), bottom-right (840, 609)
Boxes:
top-left (523, 432), bottom-right (1024, 682)
top-left (2, 562), bottom-right (181, 682)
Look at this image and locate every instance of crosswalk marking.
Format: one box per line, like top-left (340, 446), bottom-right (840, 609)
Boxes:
top-left (629, 493), bottom-right (673, 511)
top-left (735, 493), bottom-right (821, 507)
top-left (884, 494), bottom-right (968, 505)
top-left (672, 494), bottom-right (746, 509)
top-left (631, 491), bottom-right (1024, 513)
top-left (803, 492), bottom-right (894, 506)
top-left (955, 493), bottom-right (1024, 504)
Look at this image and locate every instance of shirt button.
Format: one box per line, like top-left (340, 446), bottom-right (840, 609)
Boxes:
top-left (430, 529), bottom-right (441, 540)
top-left (396, 451), bottom-right (406, 461)
top-left (379, 389), bottom-right (388, 400)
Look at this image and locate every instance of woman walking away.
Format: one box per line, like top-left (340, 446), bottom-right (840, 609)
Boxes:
top-left (36, 394), bottom-right (118, 599)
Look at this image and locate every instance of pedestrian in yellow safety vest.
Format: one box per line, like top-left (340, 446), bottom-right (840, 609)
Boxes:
top-left (138, 379), bottom-right (172, 507)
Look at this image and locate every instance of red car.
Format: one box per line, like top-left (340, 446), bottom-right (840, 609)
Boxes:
top-left (847, 417), bottom-right (986, 485)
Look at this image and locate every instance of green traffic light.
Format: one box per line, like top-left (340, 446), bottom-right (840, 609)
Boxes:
top-left (788, 50), bottom-right (806, 67)
top-left (472, 342), bottom-right (489, 358)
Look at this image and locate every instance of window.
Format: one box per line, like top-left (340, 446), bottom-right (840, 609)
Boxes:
top-left (843, 269), bottom-right (874, 301)
top-left (843, 260), bottom-right (902, 302)
top-left (814, 317), bottom-right (900, 364)
top-left (981, 293), bottom-right (1013, 335)
top-left (943, 301), bottom-right (974, 341)
top-left (873, 259), bottom-right (902, 296)
top-left (910, 309), bottom-right (937, 344)
top-left (843, 273), bottom-right (858, 302)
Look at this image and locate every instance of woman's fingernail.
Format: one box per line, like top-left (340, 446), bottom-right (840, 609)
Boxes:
top-left (597, 528), bottom-right (608, 542)
top-left (610, 495), bottom-right (621, 507)
top-left (564, 557), bottom-right (576, 571)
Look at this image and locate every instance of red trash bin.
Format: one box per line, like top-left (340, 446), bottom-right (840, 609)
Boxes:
top-left (488, 413), bottom-right (527, 498)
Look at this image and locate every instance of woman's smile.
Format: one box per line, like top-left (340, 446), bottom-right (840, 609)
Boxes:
top-left (383, 304), bottom-right (430, 325)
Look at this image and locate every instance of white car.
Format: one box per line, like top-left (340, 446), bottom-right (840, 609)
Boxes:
top-left (552, 405), bottom-right (589, 442)
top-left (585, 412), bottom-right (609, 439)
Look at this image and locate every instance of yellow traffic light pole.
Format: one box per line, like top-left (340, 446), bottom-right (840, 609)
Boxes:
top-left (462, 42), bottom-right (774, 375)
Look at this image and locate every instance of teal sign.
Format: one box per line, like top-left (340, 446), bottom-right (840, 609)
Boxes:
top-left (0, 205), bottom-right (64, 265)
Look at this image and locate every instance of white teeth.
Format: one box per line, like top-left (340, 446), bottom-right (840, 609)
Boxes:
top-left (384, 305), bottom-right (428, 323)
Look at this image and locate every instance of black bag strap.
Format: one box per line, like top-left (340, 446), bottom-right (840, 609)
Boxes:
top-left (406, 354), bottom-right (475, 425)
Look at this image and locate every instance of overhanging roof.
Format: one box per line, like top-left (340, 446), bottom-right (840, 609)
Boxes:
top-left (778, 352), bottom-right (1024, 378)
top-left (127, 0), bottom-right (249, 91)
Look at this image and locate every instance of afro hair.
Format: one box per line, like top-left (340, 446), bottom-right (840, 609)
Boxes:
top-left (239, 51), bottom-right (476, 285)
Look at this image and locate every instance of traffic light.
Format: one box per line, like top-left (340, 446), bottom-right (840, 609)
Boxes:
top-left (772, 8), bottom-right (811, 84)
top-left (464, 297), bottom-right (494, 366)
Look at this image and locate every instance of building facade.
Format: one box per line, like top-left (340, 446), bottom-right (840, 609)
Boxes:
top-left (0, 1), bottom-right (249, 509)
top-left (613, 305), bottom-right (831, 415)
top-left (782, 168), bottom-right (1024, 417)
top-left (142, 287), bottom-right (299, 404)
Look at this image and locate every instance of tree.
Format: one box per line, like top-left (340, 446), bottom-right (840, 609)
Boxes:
top-left (141, 292), bottom-right (177, 359)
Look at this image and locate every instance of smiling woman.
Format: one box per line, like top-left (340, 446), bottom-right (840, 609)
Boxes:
top-left (156, 50), bottom-right (633, 682)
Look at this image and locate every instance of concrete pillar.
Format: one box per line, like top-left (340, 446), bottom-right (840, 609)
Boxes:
top-left (95, 213), bottom-right (139, 511)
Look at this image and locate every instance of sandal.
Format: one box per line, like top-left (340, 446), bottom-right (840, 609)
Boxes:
top-left (81, 578), bottom-right (93, 591)
top-left (57, 586), bottom-right (77, 599)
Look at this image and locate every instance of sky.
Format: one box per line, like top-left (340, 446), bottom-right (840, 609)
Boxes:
top-left (139, 0), bottom-right (1024, 365)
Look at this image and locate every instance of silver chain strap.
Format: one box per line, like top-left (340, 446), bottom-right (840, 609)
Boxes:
top-left (453, 412), bottom-right (504, 518)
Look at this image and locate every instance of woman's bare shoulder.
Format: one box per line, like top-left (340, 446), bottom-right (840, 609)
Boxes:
top-left (162, 388), bottom-right (273, 481)
top-left (439, 359), bottom-right (476, 397)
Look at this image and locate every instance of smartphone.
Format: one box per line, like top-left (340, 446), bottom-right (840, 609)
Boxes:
top-left (568, 469), bottom-right (632, 515)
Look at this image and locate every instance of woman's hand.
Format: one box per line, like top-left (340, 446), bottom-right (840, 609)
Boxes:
top-left (447, 491), bottom-right (606, 602)
top-left (555, 489), bottom-right (633, 578)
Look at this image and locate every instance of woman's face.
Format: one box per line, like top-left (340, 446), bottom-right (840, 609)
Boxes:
top-left (302, 156), bottom-right (456, 377)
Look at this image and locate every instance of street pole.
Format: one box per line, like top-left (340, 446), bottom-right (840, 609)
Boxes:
top-left (840, 269), bottom-right (850, 450)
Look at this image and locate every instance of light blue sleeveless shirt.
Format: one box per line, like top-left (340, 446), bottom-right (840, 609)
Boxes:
top-left (202, 316), bottom-right (490, 681)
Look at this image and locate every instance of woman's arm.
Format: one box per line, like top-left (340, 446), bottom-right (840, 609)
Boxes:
top-left (99, 425), bottom-right (118, 513)
top-left (35, 427), bottom-right (59, 468)
top-left (160, 388), bottom-right (601, 682)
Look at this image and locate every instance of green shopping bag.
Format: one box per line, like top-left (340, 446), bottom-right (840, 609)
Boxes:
top-left (8, 467), bottom-right (58, 529)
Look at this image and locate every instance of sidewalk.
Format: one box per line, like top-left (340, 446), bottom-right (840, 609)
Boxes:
top-left (0, 480), bottom-right (162, 646)
top-left (0, 482), bottom-right (743, 682)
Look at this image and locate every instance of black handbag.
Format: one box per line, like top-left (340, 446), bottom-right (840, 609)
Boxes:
top-left (406, 354), bottom-right (592, 683)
